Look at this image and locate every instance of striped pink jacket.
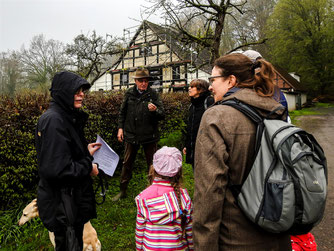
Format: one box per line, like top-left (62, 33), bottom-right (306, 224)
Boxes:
top-left (135, 179), bottom-right (194, 250)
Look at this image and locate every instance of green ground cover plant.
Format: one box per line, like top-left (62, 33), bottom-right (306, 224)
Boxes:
top-left (3, 89), bottom-right (331, 250)
top-left (0, 141), bottom-right (194, 251)
top-left (289, 102), bottom-right (334, 125)
top-left (0, 90), bottom-right (190, 250)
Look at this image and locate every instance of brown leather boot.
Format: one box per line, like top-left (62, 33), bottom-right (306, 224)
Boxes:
top-left (112, 183), bottom-right (127, 201)
top-left (112, 190), bottom-right (126, 201)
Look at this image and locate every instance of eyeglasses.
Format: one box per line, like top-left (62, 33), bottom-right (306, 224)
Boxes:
top-left (136, 78), bottom-right (149, 83)
top-left (208, 75), bottom-right (225, 84)
top-left (75, 88), bottom-right (88, 95)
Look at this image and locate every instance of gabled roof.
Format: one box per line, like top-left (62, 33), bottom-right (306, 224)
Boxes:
top-left (143, 21), bottom-right (211, 72)
top-left (101, 21), bottom-right (305, 93)
top-left (111, 20), bottom-right (211, 73)
top-left (274, 65), bottom-right (306, 92)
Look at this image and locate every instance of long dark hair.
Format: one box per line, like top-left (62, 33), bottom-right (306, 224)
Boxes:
top-left (213, 53), bottom-right (276, 97)
top-left (148, 165), bottom-right (187, 236)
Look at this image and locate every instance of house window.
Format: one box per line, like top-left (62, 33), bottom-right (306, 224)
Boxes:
top-left (172, 66), bottom-right (180, 80)
top-left (149, 68), bottom-right (163, 92)
top-left (120, 72), bottom-right (128, 86)
top-left (147, 46), bottom-right (152, 55)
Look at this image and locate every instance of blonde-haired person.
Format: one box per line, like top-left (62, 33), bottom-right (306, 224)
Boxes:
top-left (183, 79), bottom-right (214, 168)
top-left (135, 146), bottom-right (193, 250)
top-left (193, 53), bottom-right (291, 250)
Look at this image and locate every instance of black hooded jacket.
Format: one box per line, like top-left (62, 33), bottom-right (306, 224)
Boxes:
top-left (35, 72), bottom-right (96, 232)
top-left (185, 91), bottom-right (214, 165)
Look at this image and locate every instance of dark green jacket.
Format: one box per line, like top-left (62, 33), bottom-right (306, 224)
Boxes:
top-left (118, 86), bottom-right (165, 144)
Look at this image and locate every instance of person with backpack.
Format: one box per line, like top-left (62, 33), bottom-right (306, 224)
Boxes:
top-left (183, 79), bottom-right (214, 168)
top-left (193, 53), bottom-right (292, 250)
top-left (241, 50), bottom-right (322, 251)
top-left (135, 146), bottom-right (194, 250)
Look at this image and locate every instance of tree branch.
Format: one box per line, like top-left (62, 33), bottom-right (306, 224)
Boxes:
top-left (227, 38), bottom-right (268, 54)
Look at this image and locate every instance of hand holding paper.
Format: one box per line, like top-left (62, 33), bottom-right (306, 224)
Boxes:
top-left (92, 135), bottom-right (119, 176)
top-left (88, 142), bottom-right (102, 156)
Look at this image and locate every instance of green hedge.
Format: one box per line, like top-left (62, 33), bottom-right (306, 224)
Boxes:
top-left (0, 90), bottom-right (190, 210)
top-left (0, 92), bottom-right (49, 211)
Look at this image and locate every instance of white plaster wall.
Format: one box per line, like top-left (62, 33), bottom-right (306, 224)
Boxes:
top-left (283, 92), bottom-right (308, 111)
top-left (91, 73), bottom-right (112, 91)
top-left (283, 93), bottom-right (296, 111)
top-left (301, 94), bottom-right (307, 105)
top-left (187, 70), bottom-right (210, 84)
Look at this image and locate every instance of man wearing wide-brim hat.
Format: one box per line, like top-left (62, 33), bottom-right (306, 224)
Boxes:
top-left (113, 67), bottom-right (165, 201)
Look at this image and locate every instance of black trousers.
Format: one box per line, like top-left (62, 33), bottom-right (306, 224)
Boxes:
top-left (120, 141), bottom-right (157, 190)
top-left (54, 224), bottom-right (84, 251)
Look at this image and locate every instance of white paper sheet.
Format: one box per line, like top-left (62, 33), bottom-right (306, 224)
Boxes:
top-left (93, 135), bottom-right (119, 176)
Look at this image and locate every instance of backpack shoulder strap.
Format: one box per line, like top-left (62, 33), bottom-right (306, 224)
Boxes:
top-left (220, 98), bottom-right (263, 124)
top-left (218, 97), bottom-right (265, 198)
top-left (219, 98), bottom-right (264, 154)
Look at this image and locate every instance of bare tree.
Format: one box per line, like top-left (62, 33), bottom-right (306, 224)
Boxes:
top-left (144, 0), bottom-right (268, 63)
top-left (66, 31), bottom-right (121, 85)
top-left (19, 34), bottom-right (67, 89)
top-left (224, 0), bottom-right (276, 55)
top-left (0, 51), bottom-right (25, 96)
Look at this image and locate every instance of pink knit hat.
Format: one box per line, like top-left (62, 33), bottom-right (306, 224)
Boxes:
top-left (153, 146), bottom-right (182, 177)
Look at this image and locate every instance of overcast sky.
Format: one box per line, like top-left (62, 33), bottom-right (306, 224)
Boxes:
top-left (0, 0), bottom-right (163, 52)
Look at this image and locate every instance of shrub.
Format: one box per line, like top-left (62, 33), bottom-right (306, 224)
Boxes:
top-left (0, 92), bottom-right (49, 210)
top-left (0, 90), bottom-right (190, 210)
top-left (84, 90), bottom-right (126, 156)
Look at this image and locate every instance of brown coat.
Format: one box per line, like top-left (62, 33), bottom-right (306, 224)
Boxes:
top-left (193, 89), bottom-right (291, 251)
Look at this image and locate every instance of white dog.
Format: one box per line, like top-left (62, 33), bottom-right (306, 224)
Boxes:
top-left (18, 198), bottom-right (101, 251)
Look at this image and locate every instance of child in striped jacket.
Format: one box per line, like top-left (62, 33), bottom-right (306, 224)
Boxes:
top-left (135, 146), bottom-right (194, 250)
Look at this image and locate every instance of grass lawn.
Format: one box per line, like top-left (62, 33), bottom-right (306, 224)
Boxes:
top-left (289, 102), bottom-right (334, 125)
top-left (2, 102), bottom-right (332, 250)
top-left (0, 135), bottom-right (193, 251)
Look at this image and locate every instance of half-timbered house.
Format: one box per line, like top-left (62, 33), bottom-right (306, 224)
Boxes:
top-left (92, 21), bottom-right (211, 92)
top-left (92, 21), bottom-right (307, 109)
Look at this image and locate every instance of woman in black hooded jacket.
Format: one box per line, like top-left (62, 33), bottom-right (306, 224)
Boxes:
top-left (35, 71), bottom-right (101, 250)
top-left (183, 79), bottom-right (214, 168)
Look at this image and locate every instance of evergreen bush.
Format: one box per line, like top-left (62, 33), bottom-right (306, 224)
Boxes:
top-left (0, 90), bottom-right (190, 211)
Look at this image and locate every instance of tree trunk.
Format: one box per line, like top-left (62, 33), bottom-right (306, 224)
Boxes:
top-left (210, 11), bottom-right (226, 65)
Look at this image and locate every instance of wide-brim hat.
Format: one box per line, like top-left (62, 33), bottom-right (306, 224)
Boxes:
top-left (133, 68), bottom-right (150, 79)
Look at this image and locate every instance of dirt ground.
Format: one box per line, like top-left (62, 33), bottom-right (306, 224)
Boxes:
top-left (295, 107), bottom-right (334, 250)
